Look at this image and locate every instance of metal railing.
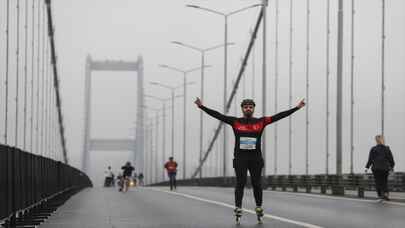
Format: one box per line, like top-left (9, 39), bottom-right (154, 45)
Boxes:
top-left (151, 173), bottom-right (405, 197)
top-left (0, 144), bottom-right (92, 224)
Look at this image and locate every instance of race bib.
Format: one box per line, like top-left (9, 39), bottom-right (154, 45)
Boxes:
top-left (239, 137), bottom-right (257, 150)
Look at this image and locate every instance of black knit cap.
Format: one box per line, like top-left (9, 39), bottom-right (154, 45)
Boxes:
top-left (240, 99), bottom-right (256, 107)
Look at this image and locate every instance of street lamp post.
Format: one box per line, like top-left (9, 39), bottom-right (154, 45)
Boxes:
top-left (155, 111), bottom-right (159, 183)
top-left (149, 82), bottom-right (183, 161)
top-left (145, 95), bottom-right (171, 181)
top-left (142, 106), bottom-right (160, 183)
top-left (146, 119), bottom-right (153, 184)
top-left (159, 64), bottom-right (207, 179)
top-left (171, 42), bottom-right (231, 179)
top-left (186, 3), bottom-right (261, 177)
top-left (261, 0), bottom-right (268, 177)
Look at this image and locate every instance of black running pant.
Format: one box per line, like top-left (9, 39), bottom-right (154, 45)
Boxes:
top-left (372, 169), bottom-right (389, 197)
top-left (168, 172), bottom-right (177, 190)
top-left (233, 157), bottom-right (264, 208)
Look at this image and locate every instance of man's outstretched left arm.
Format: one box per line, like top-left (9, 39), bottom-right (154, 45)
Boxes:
top-left (265, 99), bottom-right (305, 125)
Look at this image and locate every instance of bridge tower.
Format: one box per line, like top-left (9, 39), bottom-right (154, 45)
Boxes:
top-left (82, 55), bottom-right (145, 174)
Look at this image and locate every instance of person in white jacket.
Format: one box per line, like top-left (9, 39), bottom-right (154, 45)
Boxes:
top-left (104, 166), bottom-right (114, 187)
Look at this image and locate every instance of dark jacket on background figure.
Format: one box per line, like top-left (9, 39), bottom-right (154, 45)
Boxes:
top-left (366, 144), bottom-right (395, 171)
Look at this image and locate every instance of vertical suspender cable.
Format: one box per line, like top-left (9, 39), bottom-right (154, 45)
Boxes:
top-left (251, 29), bottom-right (256, 100)
top-left (36, 2), bottom-right (40, 155)
top-left (52, 88), bottom-right (54, 159)
top-left (46, 26), bottom-right (50, 157)
top-left (5, 0), bottom-right (10, 145)
top-left (144, 124), bottom-right (147, 183)
top-left (305, 0), bottom-right (310, 175)
top-left (43, 39), bottom-right (47, 157)
top-left (47, 23), bottom-right (50, 158)
top-left (350, 0), bottom-right (356, 174)
top-left (48, 40), bottom-right (51, 158)
top-left (30, 0), bottom-right (35, 152)
top-left (242, 59), bottom-right (246, 98)
top-left (162, 103), bottom-right (166, 180)
top-left (54, 104), bottom-right (56, 159)
top-left (155, 112), bottom-right (159, 182)
top-left (150, 121), bottom-right (153, 183)
top-left (233, 80), bottom-right (237, 115)
top-left (41, 5), bottom-right (46, 156)
top-left (274, 0), bottom-right (279, 175)
top-left (51, 78), bottom-right (54, 159)
top-left (15, 0), bottom-right (21, 147)
top-left (49, 52), bottom-right (51, 158)
top-left (336, 0), bottom-right (344, 175)
top-left (151, 121), bottom-right (154, 183)
top-left (326, 0), bottom-right (331, 175)
top-left (288, 0), bottom-right (293, 175)
top-left (381, 0), bottom-right (386, 135)
top-left (23, 0), bottom-right (28, 149)
top-left (261, 0), bottom-right (268, 177)
top-left (44, 37), bottom-right (48, 157)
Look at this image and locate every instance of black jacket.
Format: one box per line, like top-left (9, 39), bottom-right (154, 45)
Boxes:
top-left (121, 165), bottom-right (135, 177)
top-left (366, 144), bottom-right (395, 171)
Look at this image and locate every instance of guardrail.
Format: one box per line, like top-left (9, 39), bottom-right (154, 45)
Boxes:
top-left (0, 144), bottom-right (92, 226)
top-left (151, 172), bottom-right (405, 197)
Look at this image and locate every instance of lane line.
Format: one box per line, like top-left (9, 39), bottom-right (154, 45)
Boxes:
top-left (383, 201), bottom-right (405, 207)
top-left (149, 187), bottom-right (324, 228)
top-left (187, 186), bottom-right (378, 203)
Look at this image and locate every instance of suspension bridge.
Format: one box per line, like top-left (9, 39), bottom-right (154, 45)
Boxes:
top-left (1, 0), bottom-right (404, 227)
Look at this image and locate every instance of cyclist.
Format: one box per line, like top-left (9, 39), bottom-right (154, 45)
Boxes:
top-left (195, 97), bottom-right (305, 223)
top-left (121, 161), bottom-right (135, 192)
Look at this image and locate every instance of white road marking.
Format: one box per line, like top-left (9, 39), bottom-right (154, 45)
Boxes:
top-left (382, 201), bottom-right (405, 207)
top-left (149, 187), bottom-right (324, 228)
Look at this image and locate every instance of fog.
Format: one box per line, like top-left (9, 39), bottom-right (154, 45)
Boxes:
top-left (1, 0), bottom-right (403, 186)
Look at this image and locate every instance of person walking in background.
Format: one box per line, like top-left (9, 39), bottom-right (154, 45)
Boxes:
top-left (104, 166), bottom-right (114, 187)
top-left (164, 157), bottom-right (178, 191)
top-left (365, 135), bottom-right (395, 200)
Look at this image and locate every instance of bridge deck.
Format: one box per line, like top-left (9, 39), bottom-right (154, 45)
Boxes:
top-left (40, 187), bottom-right (405, 228)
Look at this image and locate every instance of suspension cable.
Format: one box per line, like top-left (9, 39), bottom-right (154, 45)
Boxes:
top-left (15, 0), bottom-right (21, 147)
top-left (23, 0), bottom-right (29, 149)
top-left (5, 0), bottom-right (10, 144)
top-left (45, 0), bottom-right (68, 163)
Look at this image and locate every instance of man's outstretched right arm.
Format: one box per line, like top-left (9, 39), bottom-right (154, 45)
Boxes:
top-left (195, 97), bottom-right (234, 125)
